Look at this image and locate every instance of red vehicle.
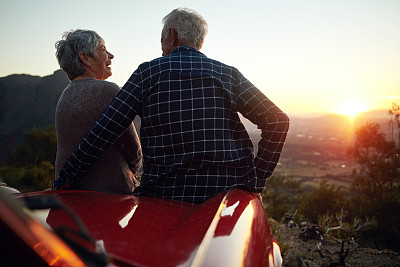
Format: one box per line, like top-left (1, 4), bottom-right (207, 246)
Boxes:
top-left (0, 186), bottom-right (282, 266)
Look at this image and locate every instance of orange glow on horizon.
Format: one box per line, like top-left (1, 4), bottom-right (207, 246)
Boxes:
top-left (335, 98), bottom-right (369, 119)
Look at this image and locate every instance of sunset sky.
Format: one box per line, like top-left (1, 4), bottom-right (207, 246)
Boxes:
top-left (1, 0), bottom-right (399, 116)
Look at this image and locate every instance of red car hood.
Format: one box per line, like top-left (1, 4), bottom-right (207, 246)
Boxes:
top-left (14, 188), bottom-right (280, 266)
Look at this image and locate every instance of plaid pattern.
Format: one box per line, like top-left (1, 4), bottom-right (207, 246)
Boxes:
top-left (54, 46), bottom-right (289, 203)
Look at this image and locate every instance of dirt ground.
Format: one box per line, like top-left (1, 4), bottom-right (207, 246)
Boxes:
top-left (272, 220), bottom-right (400, 266)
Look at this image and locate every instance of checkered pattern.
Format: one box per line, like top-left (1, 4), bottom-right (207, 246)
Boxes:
top-left (54, 46), bottom-right (289, 203)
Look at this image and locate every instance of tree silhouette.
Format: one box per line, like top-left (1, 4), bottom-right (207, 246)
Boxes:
top-left (262, 175), bottom-right (302, 221)
top-left (348, 123), bottom-right (399, 194)
top-left (347, 122), bottom-right (400, 251)
top-left (389, 102), bottom-right (400, 150)
top-left (0, 126), bottom-right (56, 191)
top-left (299, 180), bottom-right (346, 224)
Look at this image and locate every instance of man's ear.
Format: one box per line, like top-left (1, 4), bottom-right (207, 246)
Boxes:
top-left (169, 28), bottom-right (181, 46)
top-left (79, 52), bottom-right (92, 66)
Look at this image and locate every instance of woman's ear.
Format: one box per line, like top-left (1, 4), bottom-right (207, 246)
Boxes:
top-left (79, 52), bottom-right (92, 66)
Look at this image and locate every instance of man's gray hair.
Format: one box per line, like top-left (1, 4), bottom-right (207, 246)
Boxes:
top-left (55, 29), bottom-right (103, 81)
top-left (162, 8), bottom-right (208, 50)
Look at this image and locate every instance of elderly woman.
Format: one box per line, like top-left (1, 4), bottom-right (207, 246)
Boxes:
top-left (54, 29), bottom-right (142, 194)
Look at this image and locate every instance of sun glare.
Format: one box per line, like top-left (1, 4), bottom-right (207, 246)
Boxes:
top-left (336, 99), bottom-right (368, 119)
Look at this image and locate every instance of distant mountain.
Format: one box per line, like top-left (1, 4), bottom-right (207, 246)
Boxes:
top-left (0, 70), bottom-right (69, 161)
top-left (290, 113), bottom-right (352, 138)
top-left (242, 110), bottom-right (394, 151)
top-left (354, 109), bottom-right (391, 126)
top-left (293, 111), bottom-right (394, 142)
top-left (243, 113), bottom-right (355, 140)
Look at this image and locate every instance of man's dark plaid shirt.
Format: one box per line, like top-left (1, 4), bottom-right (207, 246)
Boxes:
top-left (54, 46), bottom-right (290, 203)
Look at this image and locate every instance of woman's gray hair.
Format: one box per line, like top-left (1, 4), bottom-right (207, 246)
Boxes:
top-left (162, 8), bottom-right (208, 50)
top-left (55, 29), bottom-right (103, 80)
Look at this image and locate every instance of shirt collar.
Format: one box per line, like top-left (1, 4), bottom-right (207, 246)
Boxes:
top-left (171, 46), bottom-right (205, 56)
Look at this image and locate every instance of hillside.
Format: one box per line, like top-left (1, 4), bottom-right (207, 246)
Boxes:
top-left (243, 109), bottom-right (395, 191)
top-left (0, 70), bottom-right (69, 161)
top-left (273, 220), bottom-right (400, 266)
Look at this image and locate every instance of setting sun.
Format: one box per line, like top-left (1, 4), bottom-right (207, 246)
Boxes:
top-left (336, 99), bottom-right (369, 119)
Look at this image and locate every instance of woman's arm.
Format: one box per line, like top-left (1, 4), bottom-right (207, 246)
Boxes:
top-left (119, 121), bottom-right (142, 174)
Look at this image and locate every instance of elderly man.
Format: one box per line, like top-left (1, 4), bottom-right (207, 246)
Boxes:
top-left (54, 8), bottom-right (290, 203)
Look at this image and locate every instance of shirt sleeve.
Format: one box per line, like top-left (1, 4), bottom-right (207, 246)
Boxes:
top-left (234, 69), bottom-right (290, 182)
top-left (53, 68), bottom-right (144, 189)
